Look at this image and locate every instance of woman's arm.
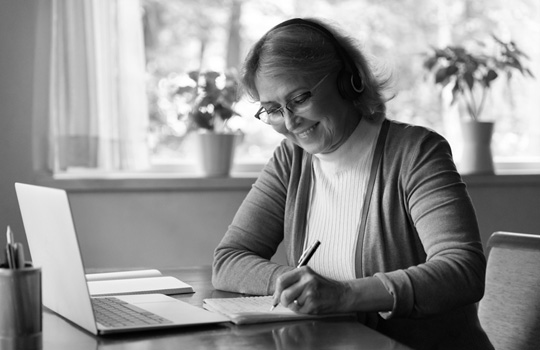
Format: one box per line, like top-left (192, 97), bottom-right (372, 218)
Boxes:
top-left (212, 143), bottom-right (296, 295)
top-left (373, 127), bottom-right (487, 319)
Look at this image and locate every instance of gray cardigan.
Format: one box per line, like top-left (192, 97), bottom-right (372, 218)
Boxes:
top-left (213, 119), bottom-right (493, 349)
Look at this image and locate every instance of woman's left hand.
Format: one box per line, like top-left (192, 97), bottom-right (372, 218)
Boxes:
top-left (272, 266), bottom-right (351, 314)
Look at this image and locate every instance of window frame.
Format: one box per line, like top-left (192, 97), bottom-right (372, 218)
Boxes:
top-left (36, 0), bottom-right (540, 181)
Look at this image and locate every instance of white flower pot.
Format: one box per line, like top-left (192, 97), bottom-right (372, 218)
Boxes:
top-left (459, 121), bottom-right (495, 175)
top-left (194, 132), bottom-right (240, 177)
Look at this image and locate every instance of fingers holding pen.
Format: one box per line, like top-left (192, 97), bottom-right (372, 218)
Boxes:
top-left (272, 240), bottom-right (322, 312)
top-left (273, 266), bottom-right (351, 315)
top-left (272, 266), bottom-right (317, 312)
top-left (272, 267), bottom-right (303, 309)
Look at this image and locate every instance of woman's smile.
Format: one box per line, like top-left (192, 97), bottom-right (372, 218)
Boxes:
top-left (255, 73), bottom-right (360, 155)
top-left (295, 122), bottom-right (320, 139)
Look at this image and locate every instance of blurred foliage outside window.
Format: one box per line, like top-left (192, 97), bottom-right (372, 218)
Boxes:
top-left (143, 0), bottom-right (540, 172)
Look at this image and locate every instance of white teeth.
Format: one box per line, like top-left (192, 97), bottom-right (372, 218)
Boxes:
top-left (298, 124), bottom-right (317, 138)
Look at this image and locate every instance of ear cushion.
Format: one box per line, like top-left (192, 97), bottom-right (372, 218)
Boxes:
top-left (337, 69), bottom-right (364, 100)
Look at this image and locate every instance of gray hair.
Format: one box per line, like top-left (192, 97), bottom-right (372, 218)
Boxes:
top-left (241, 17), bottom-right (390, 119)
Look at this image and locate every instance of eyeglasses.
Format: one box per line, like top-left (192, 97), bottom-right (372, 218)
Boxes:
top-left (254, 74), bottom-right (330, 125)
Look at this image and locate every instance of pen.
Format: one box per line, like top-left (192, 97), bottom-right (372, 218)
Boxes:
top-left (6, 226), bottom-right (14, 245)
top-left (14, 243), bottom-right (25, 269)
top-left (270, 240), bottom-right (321, 311)
top-left (296, 240), bottom-right (321, 268)
top-left (5, 226), bottom-right (25, 269)
top-left (5, 226), bottom-right (17, 269)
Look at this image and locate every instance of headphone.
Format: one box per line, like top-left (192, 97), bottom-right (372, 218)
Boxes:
top-left (268, 18), bottom-right (365, 100)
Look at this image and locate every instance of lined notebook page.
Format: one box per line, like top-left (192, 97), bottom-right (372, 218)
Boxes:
top-left (203, 296), bottom-right (331, 325)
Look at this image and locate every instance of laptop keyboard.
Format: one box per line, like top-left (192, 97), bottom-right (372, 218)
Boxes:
top-left (92, 297), bottom-right (173, 327)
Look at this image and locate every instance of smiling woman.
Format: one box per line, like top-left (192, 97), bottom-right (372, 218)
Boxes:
top-left (255, 72), bottom-right (353, 155)
top-left (243, 18), bottom-right (389, 156)
top-left (212, 16), bottom-right (494, 350)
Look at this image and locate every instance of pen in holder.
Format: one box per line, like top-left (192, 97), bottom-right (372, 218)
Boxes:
top-left (0, 263), bottom-right (42, 350)
top-left (1, 226), bottom-right (42, 350)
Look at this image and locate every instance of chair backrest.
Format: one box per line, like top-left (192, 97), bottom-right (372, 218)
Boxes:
top-left (478, 231), bottom-right (540, 350)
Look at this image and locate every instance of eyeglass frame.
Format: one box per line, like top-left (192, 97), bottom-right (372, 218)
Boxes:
top-left (254, 73), bottom-right (330, 125)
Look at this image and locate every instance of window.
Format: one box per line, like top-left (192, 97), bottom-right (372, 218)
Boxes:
top-left (143, 0), bottom-right (540, 174)
top-left (45, 0), bottom-right (149, 173)
top-left (49, 0), bottom-right (540, 176)
top-left (142, 0), bottom-right (286, 173)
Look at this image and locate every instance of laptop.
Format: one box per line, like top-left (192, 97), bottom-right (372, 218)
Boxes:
top-left (15, 182), bottom-right (229, 335)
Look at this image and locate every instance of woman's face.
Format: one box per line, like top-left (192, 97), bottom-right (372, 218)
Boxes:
top-left (255, 72), bottom-right (360, 155)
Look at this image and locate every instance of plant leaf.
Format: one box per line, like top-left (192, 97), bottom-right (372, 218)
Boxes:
top-left (435, 67), bottom-right (448, 84)
top-left (423, 56), bottom-right (438, 70)
top-left (451, 81), bottom-right (461, 105)
top-left (483, 69), bottom-right (498, 87)
top-left (446, 65), bottom-right (459, 76)
top-left (188, 71), bottom-right (199, 82)
top-left (464, 72), bottom-right (474, 90)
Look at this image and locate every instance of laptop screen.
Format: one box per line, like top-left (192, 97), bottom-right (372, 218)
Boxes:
top-left (16, 183), bottom-right (98, 334)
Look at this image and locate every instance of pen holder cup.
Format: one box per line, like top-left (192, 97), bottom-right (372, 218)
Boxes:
top-left (0, 265), bottom-right (42, 350)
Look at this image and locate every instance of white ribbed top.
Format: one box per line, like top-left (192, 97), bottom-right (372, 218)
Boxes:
top-left (304, 117), bottom-right (382, 281)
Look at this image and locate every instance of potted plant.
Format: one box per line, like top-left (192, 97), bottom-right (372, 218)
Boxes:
top-left (175, 70), bottom-right (242, 177)
top-left (423, 35), bottom-right (534, 174)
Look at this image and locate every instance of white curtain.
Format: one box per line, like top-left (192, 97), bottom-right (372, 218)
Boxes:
top-left (48, 0), bottom-right (149, 172)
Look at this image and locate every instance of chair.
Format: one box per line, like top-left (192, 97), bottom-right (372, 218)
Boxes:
top-left (478, 231), bottom-right (540, 350)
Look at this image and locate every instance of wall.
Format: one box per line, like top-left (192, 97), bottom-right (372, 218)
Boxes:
top-left (68, 187), bottom-right (249, 268)
top-left (0, 0), bottom-right (38, 247)
top-left (46, 176), bottom-right (539, 269)
top-left (466, 176), bottom-right (540, 249)
top-left (1, 0), bottom-right (539, 271)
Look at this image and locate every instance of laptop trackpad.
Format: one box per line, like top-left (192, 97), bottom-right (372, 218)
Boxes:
top-left (116, 294), bottom-right (229, 324)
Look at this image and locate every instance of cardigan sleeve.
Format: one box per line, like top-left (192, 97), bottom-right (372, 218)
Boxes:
top-left (373, 127), bottom-right (486, 319)
top-left (212, 142), bottom-right (295, 295)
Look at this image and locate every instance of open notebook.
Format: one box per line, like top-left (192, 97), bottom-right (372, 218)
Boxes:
top-left (86, 269), bottom-right (193, 296)
top-left (203, 296), bottom-right (346, 325)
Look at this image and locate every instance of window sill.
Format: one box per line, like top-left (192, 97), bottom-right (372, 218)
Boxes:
top-left (35, 171), bottom-right (259, 192)
top-left (462, 173), bottom-right (540, 187)
top-left (34, 170), bottom-right (540, 192)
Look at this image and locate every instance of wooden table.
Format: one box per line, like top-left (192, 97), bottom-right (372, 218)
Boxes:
top-left (42, 266), bottom-right (412, 349)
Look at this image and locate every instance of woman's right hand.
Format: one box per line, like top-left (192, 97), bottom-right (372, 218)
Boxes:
top-left (272, 267), bottom-right (394, 315)
top-left (272, 266), bottom-right (352, 315)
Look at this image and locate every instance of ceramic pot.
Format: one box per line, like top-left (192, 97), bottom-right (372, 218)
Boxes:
top-left (459, 120), bottom-right (495, 175)
top-left (194, 132), bottom-right (240, 177)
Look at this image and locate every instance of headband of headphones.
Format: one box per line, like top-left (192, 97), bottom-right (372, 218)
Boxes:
top-left (267, 18), bottom-right (364, 98)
